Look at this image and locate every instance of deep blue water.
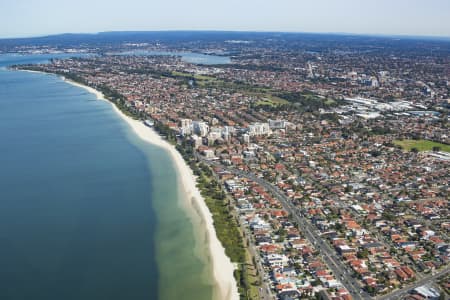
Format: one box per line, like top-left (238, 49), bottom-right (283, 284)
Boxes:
top-left (0, 54), bottom-right (158, 300)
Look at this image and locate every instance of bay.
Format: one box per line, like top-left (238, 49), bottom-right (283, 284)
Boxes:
top-left (113, 50), bottom-right (231, 64)
top-left (0, 54), bottom-right (213, 300)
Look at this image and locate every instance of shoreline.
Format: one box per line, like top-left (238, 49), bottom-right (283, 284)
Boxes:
top-left (63, 78), bottom-right (239, 300)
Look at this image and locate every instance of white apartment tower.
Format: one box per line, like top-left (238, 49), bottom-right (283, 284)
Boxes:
top-left (193, 121), bottom-right (209, 137)
top-left (180, 119), bottom-right (193, 136)
top-left (248, 122), bottom-right (271, 136)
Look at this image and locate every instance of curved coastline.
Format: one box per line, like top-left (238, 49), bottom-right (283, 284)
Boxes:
top-left (62, 79), bottom-right (239, 300)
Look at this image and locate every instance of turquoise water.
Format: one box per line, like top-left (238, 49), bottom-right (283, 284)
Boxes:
top-left (0, 54), bottom-right (213, 300)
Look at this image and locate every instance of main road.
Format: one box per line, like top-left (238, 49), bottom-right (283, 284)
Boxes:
top-left (199, 158), bottom-right (275, 300)
top-left (199, 157), bottom-right (449, 300)
top-left (200, 157), bottom-right (370, 300)
top-left (376, 266), bottom-right (450, 300)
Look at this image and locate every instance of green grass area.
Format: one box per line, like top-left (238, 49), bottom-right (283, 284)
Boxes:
top-left (196, 171), bottom-right (245, 263)
top-left (171, 71), bottom-right (337, 112)
top-left (171, 71), bottom-right (193, 78)
top-left (256, 95), bottom-right (290, 107)
top-left (194, 74), bottom-right (217, 81)
top-left (324, 98), bottom-right (336, 105)
top-left (171, 71), bottom-right (218, 85)
top-left (192, 163), bottom-right (256, 299)
top-left (394, 139), bottom-right (450, 152)
top-left (257, 91), bottom-right (340, 111)
top-left (243, 249), bottom-right (262, 300)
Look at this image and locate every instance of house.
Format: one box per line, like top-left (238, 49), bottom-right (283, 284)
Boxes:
top-left (266, 254), bottom-right (289, 267)
top-left (336, 245), bottom-right (357, 255)
top-left (290, 239), bottom-right (308, 249)
top-left (394, 268), bottom-right (409, 282)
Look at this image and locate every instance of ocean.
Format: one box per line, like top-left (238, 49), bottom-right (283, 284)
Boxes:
top-left (0, 54), bottom-right (214, 300)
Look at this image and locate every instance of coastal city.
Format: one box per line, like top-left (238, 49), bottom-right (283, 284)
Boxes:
top-left (7, 33), bottom-right (450, 300)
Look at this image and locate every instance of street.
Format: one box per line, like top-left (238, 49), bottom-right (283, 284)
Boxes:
top-left (199, 157), bottom-right (448, 300)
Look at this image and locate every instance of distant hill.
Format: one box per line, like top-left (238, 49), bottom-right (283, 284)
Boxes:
top-left (1, 30), bottom-right (449, 53)
top-left (0, 31), bottom-right (281, 47)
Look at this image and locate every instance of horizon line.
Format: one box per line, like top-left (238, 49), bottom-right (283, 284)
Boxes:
top-left (1, 29), bottom-right (450, 41)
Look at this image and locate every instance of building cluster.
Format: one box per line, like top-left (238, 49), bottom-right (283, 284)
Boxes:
top-left (25, 40), bottom-right (449, 299)
top-left (222, 171), bottom-right (354, 299)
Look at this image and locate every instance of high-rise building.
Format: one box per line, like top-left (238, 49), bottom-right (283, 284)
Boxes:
top-left (180, 119), bottom-right (193, 135)
top-left (193, 121), bottom-right (209, 137)
top-left (248, 122), bottom-right (271, 136)
top-left (269, 119), bottom-right (287, 129)
top-left (242, 133), bottom-right (250, 144)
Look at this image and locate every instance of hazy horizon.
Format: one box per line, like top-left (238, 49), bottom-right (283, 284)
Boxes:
top-left (1, 0), bottom-right (449, 39)
top-left (2, 29), bottom-right (450, 41)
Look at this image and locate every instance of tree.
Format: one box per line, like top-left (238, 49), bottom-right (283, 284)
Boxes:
top-left (432, 146), bottom-right (441, 152)
top-left (357, 248), bottom-right (369, 259)
top-left (367, 286), bottom-right (375, 295)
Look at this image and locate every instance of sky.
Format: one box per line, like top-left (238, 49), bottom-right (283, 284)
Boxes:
top-left (1, 0), bottom-right (450, 38)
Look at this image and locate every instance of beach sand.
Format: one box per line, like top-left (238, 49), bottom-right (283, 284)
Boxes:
top-left (65, 79), bottom-right (239, 300)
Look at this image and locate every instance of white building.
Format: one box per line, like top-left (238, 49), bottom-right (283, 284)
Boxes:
top-left (248, 122), bottom-right (271, 136)
top-left (207, 131), bottom-right (222, 145)
top-left (222, 126), bottom-right (235, 138)
top-left (203, 149), bottom-right (216, 159)
top-left (180, 119), bottom-right (193, 135)
top-left (269, 119), bottom-right (287, 129)
top-left (242, 133), bottom-right (250, 144)
top-left (413, 285), bottom-right (440, 299)
top-left (193, 121), bottom-right (209, 137)
top-left (191, 135), bottom-right (203, 148)
top-left (266, 254), bottom-right (289, 267)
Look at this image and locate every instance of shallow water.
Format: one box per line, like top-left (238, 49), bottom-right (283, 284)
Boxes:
top-left (0, 54), bottom-right (213, 300)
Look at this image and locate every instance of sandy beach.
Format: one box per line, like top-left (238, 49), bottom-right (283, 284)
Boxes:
top-left (65, 79), bottom-right (239, 300)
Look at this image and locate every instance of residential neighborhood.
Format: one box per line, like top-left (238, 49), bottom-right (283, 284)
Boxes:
top-left (16, 35), bottom-right (450, 299)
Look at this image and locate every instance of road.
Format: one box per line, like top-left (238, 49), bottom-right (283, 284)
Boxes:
top-left (377, 266), bottom-right (450, 300)
top-left (204, 160), bottom-right (370, 300)
top-left (243, 225), bottom-right (275, 300)
top-left (199, 158), bottom-right (448, 300)
top-left (204, 159), bottom-right (274, 300)
top-left (232, 196), bottom-right (274, 300)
